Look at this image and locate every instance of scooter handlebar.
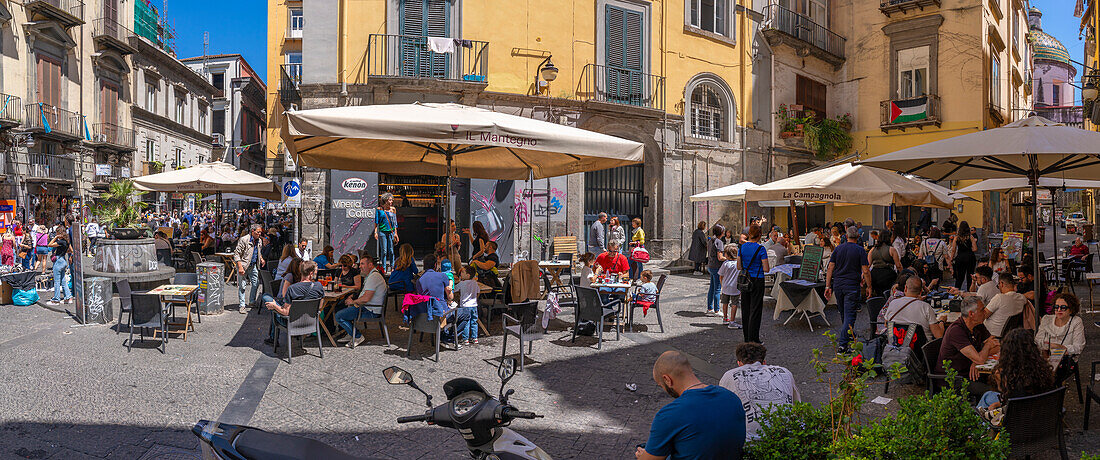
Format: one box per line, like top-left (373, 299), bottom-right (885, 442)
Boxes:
top-left (397, 413), bottom-right (431, 424)
top-left (502, 409), bottom-right (540, 420)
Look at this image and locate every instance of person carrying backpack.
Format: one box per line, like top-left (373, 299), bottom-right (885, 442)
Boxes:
top-left (738, 225), bottom-right (770, 344)
top-left (917, 227), bottom-right (947, 287)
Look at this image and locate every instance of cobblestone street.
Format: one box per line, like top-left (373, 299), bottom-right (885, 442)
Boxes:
top-left (1, 272), bottom-right (1097, 459)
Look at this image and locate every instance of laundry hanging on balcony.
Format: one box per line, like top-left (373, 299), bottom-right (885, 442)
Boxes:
top-left (427, 37), bottom-right (454, 54)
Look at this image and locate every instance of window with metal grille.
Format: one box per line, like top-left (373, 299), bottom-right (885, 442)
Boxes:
top-left (690, 83), bottom-right (727, 141)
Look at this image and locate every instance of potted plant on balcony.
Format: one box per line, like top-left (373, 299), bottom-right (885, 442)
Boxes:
top-left (94, 180), bottom-right (148, 240)
top-left (803, 115), bottom-right (854, 160)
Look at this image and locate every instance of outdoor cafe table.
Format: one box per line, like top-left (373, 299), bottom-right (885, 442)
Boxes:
top-left (539, 261), bottom-right (572, 287)
top-left (319, 287), bottom-right (355, 347)
top-left (214, 252), bottom-right (237, 284)
top-left (147, 284), bottom-right (198, 341)
top-left (770, 271), bottom-right (829, 331)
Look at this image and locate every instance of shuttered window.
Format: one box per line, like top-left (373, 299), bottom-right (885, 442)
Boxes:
top-left (399, 0), bottom-right (452, 78)
top-left (100, 82), bottom-right (119, 125)
top-left (796, 74), bottom-right (827, 120)
top-left (36, 55), bottom-right (62, 107)
top-left (605, 4), bottom-right (645, 105)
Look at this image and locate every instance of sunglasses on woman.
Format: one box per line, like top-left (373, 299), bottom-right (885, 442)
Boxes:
top-left (1053, 304), bottom-right (1069, 311)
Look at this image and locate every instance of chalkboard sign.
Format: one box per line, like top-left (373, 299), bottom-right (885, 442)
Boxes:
top-left (799, 245), bottom-right (824, 282)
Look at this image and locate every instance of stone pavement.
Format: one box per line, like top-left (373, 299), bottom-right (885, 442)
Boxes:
top-left (0, 272), bottom-right (1097, 459)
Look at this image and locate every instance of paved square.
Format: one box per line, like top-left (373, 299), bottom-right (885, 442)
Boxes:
top-left (1, 274), bottom-right (1097, 459)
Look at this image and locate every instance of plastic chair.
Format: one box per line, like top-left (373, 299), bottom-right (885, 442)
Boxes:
top-left (921, 337), bottom-right (949, 394)
top-left (127, 293), bottom-right (167, 353)
top-left (351, 286), bottom-right (392, 348)
top-left (501, 301), bottom-right (543, 371)
top-left (1002, 386), bottom-right (1069, 460)
top-left (573, 286), bottom-right (620, 349)
top-left (864, 296), bottom-right (886, 339)
top-left (1085, 359), bottom-right (1100, 430)
top-left (628, 274), bottom-right (666, 333)
top-left (115, 279), bottom-right (135, 335)
top-left (405, 311), bottom-right (456, 362)
top-left (272, 298), bottom-right (324, 363)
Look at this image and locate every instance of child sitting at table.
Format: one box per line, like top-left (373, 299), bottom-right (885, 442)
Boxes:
top-left (454, 266), bottom-right (481, 346)
top-left (632, 270), bottom-right (660, 317)
top-left (578, 253), bottom-right (597, 288)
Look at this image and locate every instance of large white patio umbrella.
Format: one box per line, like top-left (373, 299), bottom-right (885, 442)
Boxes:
top-left (860, 116), bottom-right (1100, 297)
top-left (743, 163), bottom-right (956, 208)
top-left (132, 161), bottom-right (280, 199)
top-left (689, 181), bottom-right (758, 202)
top-left (283, 102), bottom-right (644, 250)
top-left (954, 177), bottom-right (1100, 193)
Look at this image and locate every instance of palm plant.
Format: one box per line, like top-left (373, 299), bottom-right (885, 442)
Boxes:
top-left (94, 180), bottom-right (148, 229)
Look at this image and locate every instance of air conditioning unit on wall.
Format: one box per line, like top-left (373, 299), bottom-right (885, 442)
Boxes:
top-left (212, 133), bottom-right (225, 147)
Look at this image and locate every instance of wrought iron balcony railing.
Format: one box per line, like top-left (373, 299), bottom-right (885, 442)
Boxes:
top-left (279, 64), bottom-right (302, 108)
top-left (24, 103), bottom-right (83, 139)
top-left (27, 154), bottom-right (76, 181)
top-left (25, 0), bottom-right (84, 26)
top-left (0, 93), bottom-right (21, 126)
top-left (367, 34), bottom-right (489, 83)
top-left (761, 4), bottom-right (845, 62)
top-left (91, 122), bottom-right (136, 150)
top-left (880, 94), bottom-right (941, 130)
top-left (578, 63), bottom-right (665, 111)
top-left (91, 17), bottom-right (135, 53)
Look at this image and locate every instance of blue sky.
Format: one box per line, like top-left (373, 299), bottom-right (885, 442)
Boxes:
top-left (168, 0), bottom-right (268, 81)
top-left (1031, 0), bottom-right (1086, 103)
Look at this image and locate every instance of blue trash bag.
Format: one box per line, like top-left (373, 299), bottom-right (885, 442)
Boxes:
top-left (13, 289), bottom-right (40, 306)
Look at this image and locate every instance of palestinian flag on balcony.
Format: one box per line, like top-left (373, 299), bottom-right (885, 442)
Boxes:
top-left (888, 96), bottom-right (928, 124)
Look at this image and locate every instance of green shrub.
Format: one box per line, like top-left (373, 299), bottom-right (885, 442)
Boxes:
top-left (746, 401), bottom-right (831, 460)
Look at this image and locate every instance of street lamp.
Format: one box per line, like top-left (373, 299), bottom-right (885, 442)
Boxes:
top-left (536, 55), bottom-right (558, 94)
top-left (1083, 80), bottom-right (1099, 102)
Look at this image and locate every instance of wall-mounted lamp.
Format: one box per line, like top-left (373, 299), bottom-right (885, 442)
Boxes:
top-left (536, 55), bottom-right (558, 93)
top-left (1083, 80), bottom-right (1098, 102)
top-left (7, 132), bottom-right (34, 149)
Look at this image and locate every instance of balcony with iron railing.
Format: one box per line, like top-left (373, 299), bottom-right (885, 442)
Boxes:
top-left (279, 64), bottom-right (302, 108)
top-left (366, 34), bottom-right (489, 84)
top-left (760, 4), bottom-right (845, 68)
top-left (0, 93), bottom-right (21, 128)
top-left (90, 122), bottom-right (136, 151)
top-left (93, 165), bottom-right (126, 186)
top-left (25, 0), bottom-right (84, 27)
top-left (578, 63), bottom-right (666, 112)
top-left (92, 17), bottom-right (136, 54)
top-left (879, 0), bottom-right (941, 16)
top-left (880, 94), bottom-right (941, 131)
top-left (23, 103), bottom-right (83, 140)
top-left (1035, 105), bottom-right (1084, 128)
top-left (26, 154), bottom-right (76, 182)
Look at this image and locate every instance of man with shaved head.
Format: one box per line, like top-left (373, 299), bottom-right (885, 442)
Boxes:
top-left (636, 351), bottom-right (746, 459)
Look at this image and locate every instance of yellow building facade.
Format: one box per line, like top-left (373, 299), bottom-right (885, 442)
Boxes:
top-left (266, 0), bottom-right (798, 258)
top-left (764, 0), bottom-right (1032, 235)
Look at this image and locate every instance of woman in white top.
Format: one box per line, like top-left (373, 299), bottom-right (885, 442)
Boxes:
top-left (1036, 293), bottom-right (1086, 355)
top-left (608, 217), bottom-right (626, 252)
top-left (577, 252), bottom-right (597, 288)
top-left (891, 225), bottom-right (908, 261)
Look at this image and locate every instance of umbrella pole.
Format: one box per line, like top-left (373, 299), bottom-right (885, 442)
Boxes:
top-left (1029, 170), bottom-right (1042, 306)
top-left (1050, 189), bottom-right (1060, 287)
top-left (789, 200), bottom-right (797, 249)
top-left (446, 151), bottom-right (453, 256)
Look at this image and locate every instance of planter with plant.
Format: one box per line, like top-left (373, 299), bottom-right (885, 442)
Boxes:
top-left (803, 115), bottom-right (854, 160)
top-left (94, 180), bottom-right (149, 240)
top-left (746, 333), bottom-right (1008, 460)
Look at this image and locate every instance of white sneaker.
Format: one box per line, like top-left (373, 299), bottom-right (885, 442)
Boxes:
top-left (728, 321), bottom-right (743, 329)
top-left (238, 306), bottom-right (249, 314)
top-left (344, 337), bottom-right (367, 348)
top-left (46, 300), bottom-right (60, 306)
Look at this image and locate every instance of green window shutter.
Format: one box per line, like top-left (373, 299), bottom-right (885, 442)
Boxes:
top-left (605, 4), bottom-right (644, 105)
top-left (398, 0), bottom-right (451, 78)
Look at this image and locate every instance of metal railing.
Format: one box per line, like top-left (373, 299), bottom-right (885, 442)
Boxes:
top-left (27, 154), bottom-right (76, 181)
top-left (279, 64), bottom-right (302, 107)
top-left (879, 0), bottom-right (941, 15)
top-left (93, 165), bottom-right (124, 183)
top-left (367, 34), bottom-right (489, 83)
top-left (92, 17), bottom-right (134, 43)
top-left (26, 0), bottom-right (83, 22)
top-left (0, 93), bottom-right (21, 124)
top-left (1035, 106), bottom-right (1084, 128)
top-left (92, 122), bottom-right (135, 149)
top-left (761, 4), bottom-right (845, 60)
top-left (879, 94), bottom-right (941, 128)
top-left (23, 103), bottom-right (83, 138)
top-left (578, 63), bottom-right (665, 111)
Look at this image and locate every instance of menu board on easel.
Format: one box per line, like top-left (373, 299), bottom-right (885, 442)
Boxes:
top-left (799, 245), bottom-right (824, 282)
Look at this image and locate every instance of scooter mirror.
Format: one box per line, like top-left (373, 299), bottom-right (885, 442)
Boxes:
top-left (498, 357), bottom-right (517, 383)
top-left (383, 366), bottom-right (413, 385)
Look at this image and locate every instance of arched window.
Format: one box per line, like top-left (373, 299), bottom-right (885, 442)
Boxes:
top-left (685, 76), bottom-right (734, 142)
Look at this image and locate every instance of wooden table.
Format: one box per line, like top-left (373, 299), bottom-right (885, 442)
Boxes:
top-left (215, 253), bottom-right (237, 284)
top-left (539, 261), bottom-right (572, 287)
top-left (147, 284), bottom-right (199, 341)
top-left (319, 288), bottom-right (355, 347)
top-left (1086, 272), bottom-right (1100, 313)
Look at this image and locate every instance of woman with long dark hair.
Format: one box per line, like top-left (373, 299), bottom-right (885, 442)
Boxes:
top-left (468, 220), bottom-right (492, 259)
top-left (706, 224), bottom-right (726, 314)
top-left (950, 221), bottom-right (978, 290)
top-left (868, 229), bottom-right (902, 302)
top-left (375, 192), bottom-right (399, 271)
top-left (978, 328), bottom-right (1055, 412)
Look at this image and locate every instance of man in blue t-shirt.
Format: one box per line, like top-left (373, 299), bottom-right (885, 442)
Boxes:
top-left (825, 226), bottom-right (872, 352)
top-left (637, 351), bottom-right (746, 460)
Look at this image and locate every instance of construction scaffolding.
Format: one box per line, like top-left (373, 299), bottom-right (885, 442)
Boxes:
top-left (134, 0), bottom-right (176, 56)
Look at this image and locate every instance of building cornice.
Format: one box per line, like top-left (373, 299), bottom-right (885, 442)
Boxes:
top-left (132, 106), bottom-right (214, 144)
top-left (128, 36), bottom-right (219, 95)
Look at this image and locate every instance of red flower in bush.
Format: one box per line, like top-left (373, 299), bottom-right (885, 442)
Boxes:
top-left (850, 354), bottom-right (863, 366)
